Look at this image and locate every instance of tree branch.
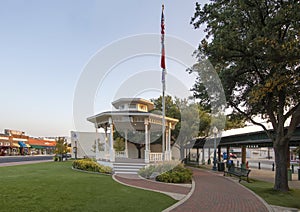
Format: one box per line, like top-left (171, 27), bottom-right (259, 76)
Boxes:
top-left (231, 102), bottom-right (274, 141)
top-left (286, 104), bottom-right (300, 139)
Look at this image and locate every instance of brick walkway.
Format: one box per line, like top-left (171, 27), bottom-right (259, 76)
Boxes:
top-left (171, 168), bottom-right (270, 212)
top-left (115, 168), bottom-right (270, 212)
top-left (114, 175), bottom-right (191, 200)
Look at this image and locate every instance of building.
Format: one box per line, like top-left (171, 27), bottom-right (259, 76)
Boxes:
top-left (72, 98), bottom-right (179, 167)
top-left (0, 129), bottom-right (56, 156)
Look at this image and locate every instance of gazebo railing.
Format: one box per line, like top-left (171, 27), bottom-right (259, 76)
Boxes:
top-left (115, 151), bottom-right (127, 158)
top-left (149, 152), bottom-right (163, 162)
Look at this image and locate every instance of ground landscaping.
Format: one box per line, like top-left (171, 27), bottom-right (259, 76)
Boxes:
top-left (241, 179), bottom-right (300, 209)
top-left (0, 162), bottom-right (176, 212)
top-left (139, 162), bottom-right (192, 183)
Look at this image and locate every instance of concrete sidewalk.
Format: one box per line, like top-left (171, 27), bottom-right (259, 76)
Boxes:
top-left (202, 163), bottom-right (300, 190)
top-left (0, 160), bottom-right (53, 167)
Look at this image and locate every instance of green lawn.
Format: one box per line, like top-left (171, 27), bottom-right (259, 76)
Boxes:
top-left (0, 162), bottom-right (176, 212)
top-left (241, 179), bottom-right (300, 209)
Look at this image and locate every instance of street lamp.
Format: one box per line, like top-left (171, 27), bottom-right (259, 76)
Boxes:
top-left (73, 140), bottom-right (77, 160)
top-left (212, 126), bottom-right (218, 171)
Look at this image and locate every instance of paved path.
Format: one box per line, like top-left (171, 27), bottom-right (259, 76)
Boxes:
top-left (114, 174), bottom-right (191, 200)
top-left (171, 168), bottom-right (270, 212)
top-left (115, 168), bottom-right (270, 212)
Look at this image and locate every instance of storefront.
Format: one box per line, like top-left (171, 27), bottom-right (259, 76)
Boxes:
top-left (28, 138), bottom-right (56, 155)
top-left (0, 136), bottom-right (10, 156)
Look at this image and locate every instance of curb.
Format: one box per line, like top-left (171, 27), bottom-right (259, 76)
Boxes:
top-left (112, 174), bottom-right (193, 202)
top-left (220, 171), bottom-right (274, 212)
top-left (162, 178), bottom-right (195, 212)
top-left (138, 174), bottom-right (192, 188)
top-left (71, 167), bottom-right (112, 176)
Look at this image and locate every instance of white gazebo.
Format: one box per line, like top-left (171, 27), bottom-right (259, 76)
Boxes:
top-left (87, 98), bottom-right (178, 166)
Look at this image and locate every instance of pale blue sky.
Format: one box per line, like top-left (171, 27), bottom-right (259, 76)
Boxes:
top-left (0, 0), bottom-right (207, 137)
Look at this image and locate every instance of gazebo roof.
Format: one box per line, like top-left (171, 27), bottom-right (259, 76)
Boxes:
top-left (87, 110), bottom-right (178, 132)
top-left (112, 98), bottom-right (154, 111)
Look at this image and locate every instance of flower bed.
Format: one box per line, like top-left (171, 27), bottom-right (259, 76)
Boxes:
top-left (139, 162), bottom-right (192, 183)
top-left (72, 158), bottom-right (112, 174)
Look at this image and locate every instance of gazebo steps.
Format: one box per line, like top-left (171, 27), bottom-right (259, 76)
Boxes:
top-left (113, 162), bottom-right (146, 175)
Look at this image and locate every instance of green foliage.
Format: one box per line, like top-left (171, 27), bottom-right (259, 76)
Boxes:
top-left (225, 113), bottom-right (246, 130)
top-left (72, 158), bottom-right (112, 174)
top-left (151, 95), bottom-right (181, 140)
top-left (190, 0), bottom-right (300, 191)
top-left (139, 161), bottom-right (179, 179)
top-left (55, 137), bottom-right (67, 155)
top-left (175, 100), bottom-right (201, 146)
top-left (139, 162), bottom-right (192, 184)
top-left (241, 179), bottom-right (300, 209)
top-left (113, 137), bottom-right (125, 151)
top-left (0, 162), bottom-right (176, 211)
top-left (156, 164), bottom-right (193, 184)
top-left (190, 0), bottom-right (300, 133)
top-left (138, 165), bottom-right (156, 179)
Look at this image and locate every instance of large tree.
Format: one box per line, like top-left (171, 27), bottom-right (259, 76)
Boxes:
top-left (191, 0), bottom-right (300, 191)
top-left (152, 96), bottom-right (211, 159)
top-left (55, 137), bottom-right (68, 161)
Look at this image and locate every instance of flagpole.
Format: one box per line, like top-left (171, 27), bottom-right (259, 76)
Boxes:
top-left (162, 74), bottom-right (165, 161)
top-left (161, 4), bottom-right (166, 161)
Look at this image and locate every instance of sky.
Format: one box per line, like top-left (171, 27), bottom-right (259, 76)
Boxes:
top-left (0, 0), bottom-right (208, 137)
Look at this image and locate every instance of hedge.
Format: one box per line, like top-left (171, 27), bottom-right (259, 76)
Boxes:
top-left (72, 158), bottom-right (112, 174)
top-left (139, 162), bottom-right (192, 183)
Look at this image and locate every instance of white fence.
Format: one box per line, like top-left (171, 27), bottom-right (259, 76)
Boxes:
top-left (115, 151), bottom-right (127, 158)
top-left (149, 152), bottom-right (163, 162)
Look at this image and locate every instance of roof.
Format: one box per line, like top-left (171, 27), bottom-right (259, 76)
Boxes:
top-left (87, 110), bottom-right (178, 124)
top-left (112, 98), bottom-right (154, 110)
top-left (28, 138), bottom-right (56, 147)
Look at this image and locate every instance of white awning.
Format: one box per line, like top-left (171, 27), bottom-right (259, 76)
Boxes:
top-left (13, 138), bottom-right (28, 141)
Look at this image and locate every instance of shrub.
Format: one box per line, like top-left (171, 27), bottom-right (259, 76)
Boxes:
top-left (138, 162), bottom-right (192, 183)
top-left (72, 158), bottom-right (112, 174)
top-left (156, 164), bottom-right (192, 183)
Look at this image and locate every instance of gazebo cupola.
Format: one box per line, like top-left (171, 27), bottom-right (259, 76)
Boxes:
top-left (112, 98), bottom-right (154, 112)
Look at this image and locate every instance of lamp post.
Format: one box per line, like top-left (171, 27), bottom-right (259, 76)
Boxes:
top-left (74, 140), bottom-right (77, 160)
top-left (212, 126), bottom-right (218, 171)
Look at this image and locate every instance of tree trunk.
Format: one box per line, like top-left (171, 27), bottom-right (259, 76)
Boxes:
top-left (273, 141), bottom-right (289, 192)
top-left (180, 147), bottom-right (185, 161)
top-left (137, 147), bottom-right (141, 159)
top-left (134, 144), bottom-right (144, 159)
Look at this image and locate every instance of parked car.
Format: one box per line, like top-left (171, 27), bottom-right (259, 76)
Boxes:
top-left (229, 153), bottom-right (237, 159)
top-left (222, 152), bottom-right (237, 159)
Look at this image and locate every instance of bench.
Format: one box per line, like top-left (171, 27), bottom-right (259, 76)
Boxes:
top-left (224, 166), bottom-right (251, 182)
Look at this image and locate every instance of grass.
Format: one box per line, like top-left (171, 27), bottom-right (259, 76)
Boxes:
top-left (241, 179), bottom-right (300, 209)
top-left (0, 162), bottom-right (176, 212)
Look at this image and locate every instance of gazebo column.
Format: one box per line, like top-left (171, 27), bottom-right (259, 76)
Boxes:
top-left (166, 122), bottom-right (172, 160)
top-left (109, 117), bottom-right (115, 162)
top-left (95, 123), bottom-right (99, 160)
top-left (202, 147), bottom-right (205, 165)
top-left (124, 130), bottom-right (128, 158)
top-left (144, 119), bottom-right (150, 163)
top-left (104, 126), bottom-right (108, 154)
